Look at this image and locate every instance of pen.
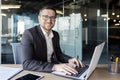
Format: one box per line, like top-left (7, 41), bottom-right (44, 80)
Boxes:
top-left (115, 57), bottom-right (119, 63)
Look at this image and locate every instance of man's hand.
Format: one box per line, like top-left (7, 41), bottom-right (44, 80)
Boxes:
top-left (52, 63), bottom-right (78, 75)
top-left (68, 58), bottom-right (85, 68)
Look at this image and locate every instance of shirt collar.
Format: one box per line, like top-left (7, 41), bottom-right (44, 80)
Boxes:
top-left (40, 26), bottom-right (54, 38)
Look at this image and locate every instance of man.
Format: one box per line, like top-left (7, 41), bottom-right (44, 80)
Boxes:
top-left (21, 5), bottom-right (84, 75)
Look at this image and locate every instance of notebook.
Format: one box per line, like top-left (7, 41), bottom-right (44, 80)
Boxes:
top-left (0, 66), bottom-right (23, 80)
top-left (52, 42), bottom-right (105, 80)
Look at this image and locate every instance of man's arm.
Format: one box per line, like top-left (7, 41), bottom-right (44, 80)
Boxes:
top-left (21, 29), bottom-right (54, 72)
top-left (53, 31), bottom-right (72, 63)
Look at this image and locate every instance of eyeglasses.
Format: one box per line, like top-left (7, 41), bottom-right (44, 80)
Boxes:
top-left (40, 15), bottom-right (56, 21)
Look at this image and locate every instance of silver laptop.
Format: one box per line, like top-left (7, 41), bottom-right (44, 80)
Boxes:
top-left (52, 42), bottom-right (105, 80)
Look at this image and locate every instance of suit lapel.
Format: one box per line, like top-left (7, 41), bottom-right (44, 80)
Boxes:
top-left (35, 26), bottom-right (47, 61)
top-left (51, 31), bottom-right (59, 63)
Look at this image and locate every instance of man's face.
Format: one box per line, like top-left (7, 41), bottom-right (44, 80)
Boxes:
top-left (38, 9), bottom-right (56, 33)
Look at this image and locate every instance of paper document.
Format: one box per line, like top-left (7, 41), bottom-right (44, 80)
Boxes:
top-left (0, 66), bottom-right (23, 80)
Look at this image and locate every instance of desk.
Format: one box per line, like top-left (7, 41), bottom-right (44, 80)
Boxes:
top-left (1, 64), bottom-right (120, 80)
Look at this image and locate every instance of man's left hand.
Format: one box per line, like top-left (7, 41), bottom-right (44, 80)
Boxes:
top-left (68, 58), bottom-right (85, 68)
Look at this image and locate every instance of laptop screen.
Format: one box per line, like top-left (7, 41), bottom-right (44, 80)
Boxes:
top-left (85, 42), bottom-right (105, 79)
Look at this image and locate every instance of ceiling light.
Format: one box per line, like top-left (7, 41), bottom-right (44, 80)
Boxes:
top-left (103, 18), bottom-right (106, 21)
top-left (84, 18), bottom-right (87, 21)
top-left (101, 14), bottom-right (107, 17)
top-left (56, 10), bottom-right (63, 15)
top-left (1, 13), bottom-right (7, 16)
top-left (97, 9), bottom-right (100, 16)
top-left (84, 14), bottom-right (87, 17)
top-left (108, 18), bottom-right (110, 20)
top-left (112, 12), bottom-right (115, 15)
top-left (113, 19), bottom-right (116, 22)
top-left (117, 15), bottom-right (120, 18)
top-left (115, 23), bottom-right (120, 26)
top-left (1, 5), bottom-right (21, 9)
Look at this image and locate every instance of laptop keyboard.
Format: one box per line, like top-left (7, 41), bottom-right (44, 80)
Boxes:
top-left (69, 65), bottom-right (89, 77)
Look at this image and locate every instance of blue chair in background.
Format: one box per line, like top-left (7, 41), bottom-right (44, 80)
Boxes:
top-left (10, 43), bottom-right (22, 64)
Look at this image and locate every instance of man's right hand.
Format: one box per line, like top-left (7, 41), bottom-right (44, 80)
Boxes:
top-left (52, 63), bottom-right (78, 75)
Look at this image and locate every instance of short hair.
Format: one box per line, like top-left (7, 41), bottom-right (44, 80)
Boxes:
top-left (39, 5), bottom-right (56, 16)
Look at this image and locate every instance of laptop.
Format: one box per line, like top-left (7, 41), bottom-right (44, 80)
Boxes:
top-left (52, 42), bottom-right (105, 80)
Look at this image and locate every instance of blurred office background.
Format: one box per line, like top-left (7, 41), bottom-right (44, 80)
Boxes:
top-left (0, 0), bottom-right (120, 64)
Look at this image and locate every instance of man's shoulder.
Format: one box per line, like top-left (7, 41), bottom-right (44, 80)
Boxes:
top-left (23, 26), bottom-right (39, 37)
top-left (28, 26), bottom-right (38, 31)
top-left (24, 26), bottom-right (38, 33)
top-left (52, 30), bottom-right (58, 34)
top-left (52, 30), bottom-right (59, 37)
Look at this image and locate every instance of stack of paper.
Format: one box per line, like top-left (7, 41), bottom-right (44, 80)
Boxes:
top-left (0, 66), bottom-right (23, 80)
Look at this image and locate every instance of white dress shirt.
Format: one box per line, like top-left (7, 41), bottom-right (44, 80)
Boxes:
top-left (41, 27), bottom-right (54, 62)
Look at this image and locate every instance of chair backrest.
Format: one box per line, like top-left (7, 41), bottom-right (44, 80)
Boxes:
top-left (10, 43), bottom-right (22, 64)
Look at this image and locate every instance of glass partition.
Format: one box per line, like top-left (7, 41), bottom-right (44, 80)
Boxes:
top-left (55, 0), bottom-right (108, 63)
top-left (0, 0), bottom-right (1, 64)
top-left (54, 13), bottom-right (82, 59)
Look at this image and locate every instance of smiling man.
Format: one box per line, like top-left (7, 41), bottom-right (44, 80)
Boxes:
top-left (21, 4), bottom-right (84, 75)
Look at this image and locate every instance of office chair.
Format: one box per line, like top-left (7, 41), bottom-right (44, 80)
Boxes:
top-left (10, 43), bottom-right (22, 64)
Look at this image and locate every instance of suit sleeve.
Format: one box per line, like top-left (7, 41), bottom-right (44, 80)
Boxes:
top-left (21, 30), bottom-right (54, 72)
top-left (54, 32), bottom-right (72, 63)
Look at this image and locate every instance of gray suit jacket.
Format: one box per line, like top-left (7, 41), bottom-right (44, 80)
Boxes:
top-left (21, 26), bottom-right (71, 72)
